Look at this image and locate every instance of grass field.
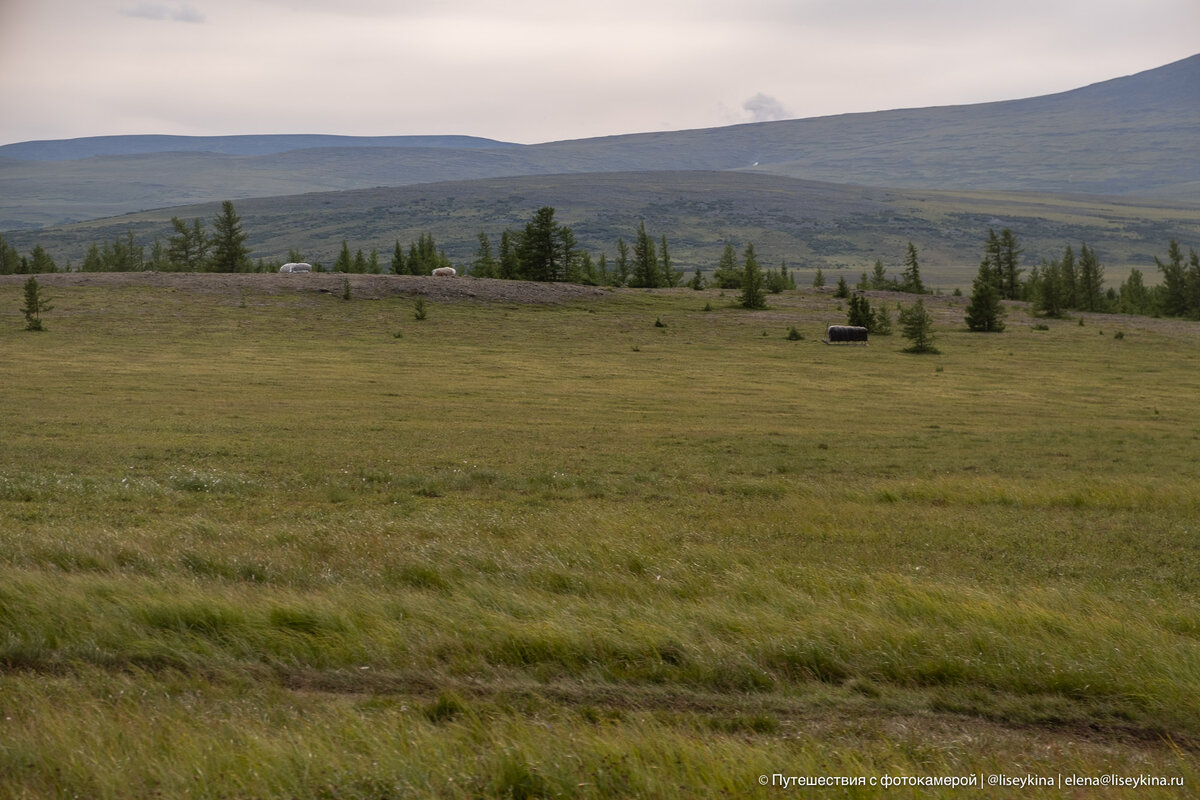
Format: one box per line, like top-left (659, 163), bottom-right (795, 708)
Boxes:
top-left (1, 274), bottom-right (1198, 798)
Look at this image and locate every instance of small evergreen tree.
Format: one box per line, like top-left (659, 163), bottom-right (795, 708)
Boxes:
top-left (21, 275), bottom-right (52, 331)
top-left (391, 241), bottom-right (407, 275)
top-left (0, 233), bottom-right (20, 275)
top-left (1118, 268), bottom-right (1152, 315)
top-left (472, 232), bottom-right (498, 278)
top-left (499, 231), bottom-right (520, 280)
top-left (899, 298), bottom-right (938, 353)
top-left (1077, 243), bottom-right (1105, 312)
top-left (711, 242), bottom-right (740, 289)
top-left (208, 200), bottom-right (250, 272)
top-left (1033, 258), bottom-right (1065, 318)
top-left (872, 303), bottom-right (892, 335)
top-left (899, 242), bottom-right (926, 294)
top-left (168, 217), bottom-right (208, 271)
top-left (998, 228), bottom-right (1024, 300)
top-left (613, 238), bottom-right (630, 286)
top-left (1156, 239), bottom-right (1189, 317)
top-left (689, 269), bottom-right (706, 290)
top-left (1060, 245), bottom-right (1079, 309)
top-left (660, 235), bottom-right (682, 287)
top-left (812, 267), bottom-right (825, 288)
top-left (334, 240), bottom-right (353, 273)
top-left (833, 275), bottom-right (850, 298)
top-left (965, 261), bottom-right (1006, 331)
top-left (629, 222), bottom-right (660, 288)
top-left (870, 259), bottom-right (891, 290)
top-left (739, 243), bottom-right (767, 309)
top-left (28, 245), bottom-right (58, 274)
top-left (846, 293), bottom-right (874, 328)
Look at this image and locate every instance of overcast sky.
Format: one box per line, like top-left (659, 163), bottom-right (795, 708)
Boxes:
top-left (1, 0), bottom-right (1197, 146)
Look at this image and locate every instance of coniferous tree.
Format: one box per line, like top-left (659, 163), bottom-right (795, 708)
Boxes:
top-left (965, 261), bottom-right (1006, 331)
top-left (614, 238), bottom-right (630, 286)
top-left (689, 269), bottom-right (706, 290)
top-left (847, 293), bottom-right (873, 328)
top-left (353, 249), bottom-right (367, 274)
top-left (982, 229), bottom-right (1002, 287)
top-left (21, 275), bottom-right (52, 331)
top-left (1156, 239), bottom-right (1189, 317)
top-left (499, 231), bottom-right (520, 280)
top-left (208, 201), bottom-right (249, 272)
top-left (1060, 245), bottom-right (1078, 309)
top-left (1034, 257), bottom-right (1066, 317)
top-left (738, 243), bottom-right (766, 309)
top-left (998, 228), bottom-right (1024, 300)
top-left (472, 232), bottom-right (497, 278)
top-left (82, 243), bottom-right (105, 273)
top-left (334, 241), bottom-right (353, 273)
top-left (900, 241), bottom-right (926, 294)
top-left (578, 251), bottom-right (596, 284)
top-left (711, 242), bottom-right (740, 289)
top-left (28, 245), bottom-right (57, 274)
top-left (629, 222), bottom-right (660, 288)
top-left (0, 233), bottom-right (20, 275)
top-left (147, 238), bottom-right (169, 271)
top-left (1077, 243), bottom-right (1105, 312)
top-left (812, 267), bottom-right (825, 288)
top-left (558, 224), bottom-right (579, 283)
top-left (1118, 268), bottom-right (1152, 315)
top-left (872, 303), bottom-right (892, 335)
top-left (391, 241), bottom-right (406, 275)
top-left (870, 259), bottom-right (890, 290)
top-left (516, 206), bottom-right (562, 282)
top-left (1187, 248), bottom-right (1200, 318)
top-left (660, 235), bottom-right (682, 288)
top-left (834, 275), bottom-right (849, 298)
top-left (168, 217), bottom-right (208, 271)
top-left (899, 298), bottom-right (938, 353)
top-left (596, 253), bottom-right (610, 285)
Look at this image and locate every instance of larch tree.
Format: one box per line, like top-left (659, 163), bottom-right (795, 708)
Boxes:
top-left (738, 243), bottom-right (766, 309)
top-left (208, 200), bottom-right (250, 272)
top-left (900, 242), bottom-right (926, 294)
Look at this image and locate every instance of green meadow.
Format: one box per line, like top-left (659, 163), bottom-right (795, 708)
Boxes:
top-left (1, 275), bottom-right (1198, 798)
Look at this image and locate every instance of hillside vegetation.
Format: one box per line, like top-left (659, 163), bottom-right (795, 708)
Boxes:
top-left (8, 172), bottom-right (1200, 291)
top-left (1, 274), bottom-right (1198, 798)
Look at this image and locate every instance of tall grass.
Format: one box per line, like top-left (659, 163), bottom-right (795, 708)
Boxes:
top-left (1, 280), bottom-right (1198, 797)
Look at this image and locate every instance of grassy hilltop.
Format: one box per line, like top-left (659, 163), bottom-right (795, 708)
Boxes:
top-left (1, 274), bottom-right (1198, 798)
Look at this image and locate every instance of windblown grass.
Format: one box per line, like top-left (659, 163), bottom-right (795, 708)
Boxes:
top-left (1, 278), bottom-right (1198, 797)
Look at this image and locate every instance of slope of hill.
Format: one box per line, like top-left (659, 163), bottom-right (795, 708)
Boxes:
top-left (1, 54), bottom-right (1196, 230)
top-left (12, 171), bottom-right (1199, 288)
top-left (0, 134), bottom-right (520, 161)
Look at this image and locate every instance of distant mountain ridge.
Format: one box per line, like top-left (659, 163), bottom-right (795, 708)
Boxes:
top-left (0, 134), bottom-right (521, 161)
top-left (1, 54), bottom-right (1196, 230)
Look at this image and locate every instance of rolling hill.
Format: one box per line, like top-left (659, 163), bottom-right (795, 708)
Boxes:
top-left (10, 171), bottom-right (1199, 289)
top-left (1, 54), bottom-right (1196, 231)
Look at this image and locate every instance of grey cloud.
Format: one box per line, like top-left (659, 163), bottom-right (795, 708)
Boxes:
top-left (743, 93), bottom-right (791, 122)
top-left (122, 2), bottom-right (205, 23)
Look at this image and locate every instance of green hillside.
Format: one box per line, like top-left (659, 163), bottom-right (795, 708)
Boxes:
top-left (10, 171), bottom-right (1200, 290)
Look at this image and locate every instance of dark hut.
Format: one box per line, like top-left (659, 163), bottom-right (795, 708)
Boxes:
top-left (824, 325), bottom-right (869, 344)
